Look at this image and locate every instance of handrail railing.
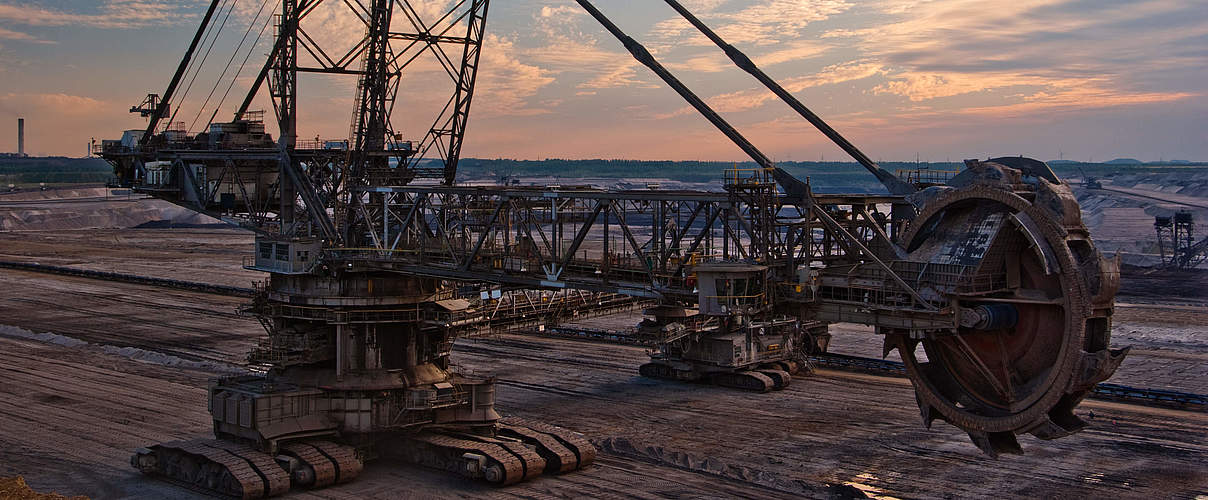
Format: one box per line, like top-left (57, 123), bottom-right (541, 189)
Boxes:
top-left (897, 169), bottom-right (960, 186)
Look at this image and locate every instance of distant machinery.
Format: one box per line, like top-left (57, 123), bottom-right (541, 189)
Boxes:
top-left (128, 94), bottom-right (163, 119)
top-left (1077, 165), bottom-right (1103, 190)
top-left (639, 259), bottom-right (817, 391)
top-left (98, 0), bottom-right (1125, 496)
top-left (1155, 211), bottom-right (1208, 269)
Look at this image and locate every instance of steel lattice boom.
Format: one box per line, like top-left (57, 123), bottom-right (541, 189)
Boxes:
top-left (95, 0), bottom-right (1126, 495)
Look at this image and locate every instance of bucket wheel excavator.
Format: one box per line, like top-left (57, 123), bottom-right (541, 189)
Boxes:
top-left (95, 1), bottom-right (1127, 496)
top-left (99, 1), bottom-right (594, 497)
top-left (575, 0), bottom-right (1125, 455)
top-left (890, 157), bottom-right (1125, 455)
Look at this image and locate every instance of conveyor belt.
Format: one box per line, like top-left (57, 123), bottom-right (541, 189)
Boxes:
top-left (513, 327), bottom-right (1206, 411)
top-left (808, 353), bottom-right (1207, 411)
top-left (0, 261), bottom-right (254, 297)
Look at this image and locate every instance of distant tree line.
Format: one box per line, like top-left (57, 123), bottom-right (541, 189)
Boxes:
top-left (2, 156), bottom-right (1201, 187)
top-left (457, 158), bottom-right (976, 182)
top-left (458, 158), bottom-right (1207, 184)
top-left (0, 158), bottom-right (114, 185)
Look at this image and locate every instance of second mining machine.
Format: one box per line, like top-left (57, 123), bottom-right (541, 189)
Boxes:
top-left (575, 0), bottom-right (1127, 457)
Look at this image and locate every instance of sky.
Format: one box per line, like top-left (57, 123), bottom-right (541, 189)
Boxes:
top-left (0, 0), bottom-right (1205, 162)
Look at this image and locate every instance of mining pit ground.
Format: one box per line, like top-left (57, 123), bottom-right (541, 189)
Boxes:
top-left (0, 187), bottom-right (1205, 499)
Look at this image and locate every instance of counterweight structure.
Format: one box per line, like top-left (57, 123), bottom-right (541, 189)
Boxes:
top-left (98, 0), bottom-right (1126, 497)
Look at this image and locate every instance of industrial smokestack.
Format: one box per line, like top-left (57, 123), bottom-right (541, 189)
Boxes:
top-left (17, 118), bottom-right (24, 156)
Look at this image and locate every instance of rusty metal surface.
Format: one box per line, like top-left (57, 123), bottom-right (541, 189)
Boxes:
top-left (100, 3), bottom-right (1127, 497)
top-left (135, 439), bottom-right (292, 499)
top-left (891, 159), bottom-right (1126, 456)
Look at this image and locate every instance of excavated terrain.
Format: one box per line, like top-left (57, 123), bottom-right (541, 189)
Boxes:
top-left (0, 189), bottom-right (1205, 499)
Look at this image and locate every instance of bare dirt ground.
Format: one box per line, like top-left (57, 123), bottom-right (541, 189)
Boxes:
top-left (0, 292), bottom-right (1204, 499)
top-left (0, 228), bottom-right (256, 288)
top-left (0, 190), bottom-right (1204, 499)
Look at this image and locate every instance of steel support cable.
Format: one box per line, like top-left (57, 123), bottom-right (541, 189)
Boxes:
top-left (573, 0), bottom-right (775, 171)
top-left (168, 0), bottom-right (239, 129)
top-left (187, 0), bottom-right (253, 133)
top-left (140, 0), bottom-right (224, 144)
top-left (207, 5), bottom-right (276, 128)
top-left (167, 0), bottom-right (233, 126)
top-left (659, 0), bottom-right (917, 196)
top-left (577, 0), bottom-right (916, 289)
top-left (200, 0), bottom-right (275, 130)
top-left (164, 0), bottom-right (227, 118)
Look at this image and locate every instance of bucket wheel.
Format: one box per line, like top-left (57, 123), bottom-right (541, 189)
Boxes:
top-left (891, 158), bottom-right (1127, 456)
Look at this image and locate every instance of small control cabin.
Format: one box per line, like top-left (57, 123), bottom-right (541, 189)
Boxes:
top-left (695, 262), bottom-right (769, 316)
top-left (249, 237), bottom-right (322, 274)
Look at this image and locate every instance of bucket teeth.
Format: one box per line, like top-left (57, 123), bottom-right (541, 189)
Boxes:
top-left (1071, 347), bottom-right (1130, 392)
top-left (966, 430), bottom-right (1023, 458)
top-left (1049, 405), bottom-right (1089, 435)
top-left (914, 393), bottom-right (939, 429)
top-left (884, 334), bottom-right (916, 359)
top-left (1026, 411), bottom-right (1087, 440)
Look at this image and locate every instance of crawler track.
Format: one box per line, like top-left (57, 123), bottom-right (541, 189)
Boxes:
top-left (131, 438), bottom-right (361, 498)
top-left (393, 421), bottom-right (595, 486)
top-left (131, 439), bottom-right (291, 499)
top-left (396, 432), bottom-right (539, 485)
top-left (500, 417), bottom-right (597, 472)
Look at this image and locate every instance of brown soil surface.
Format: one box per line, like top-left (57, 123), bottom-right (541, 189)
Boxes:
top-left (0, 228), bottom-right (257, 288)
top-left (0, 255), bottom-right (1204, 498)
top-left (0, 189), bottom-right (1204, 499)
top-left (0, 298), bottom-right (1204, 498)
